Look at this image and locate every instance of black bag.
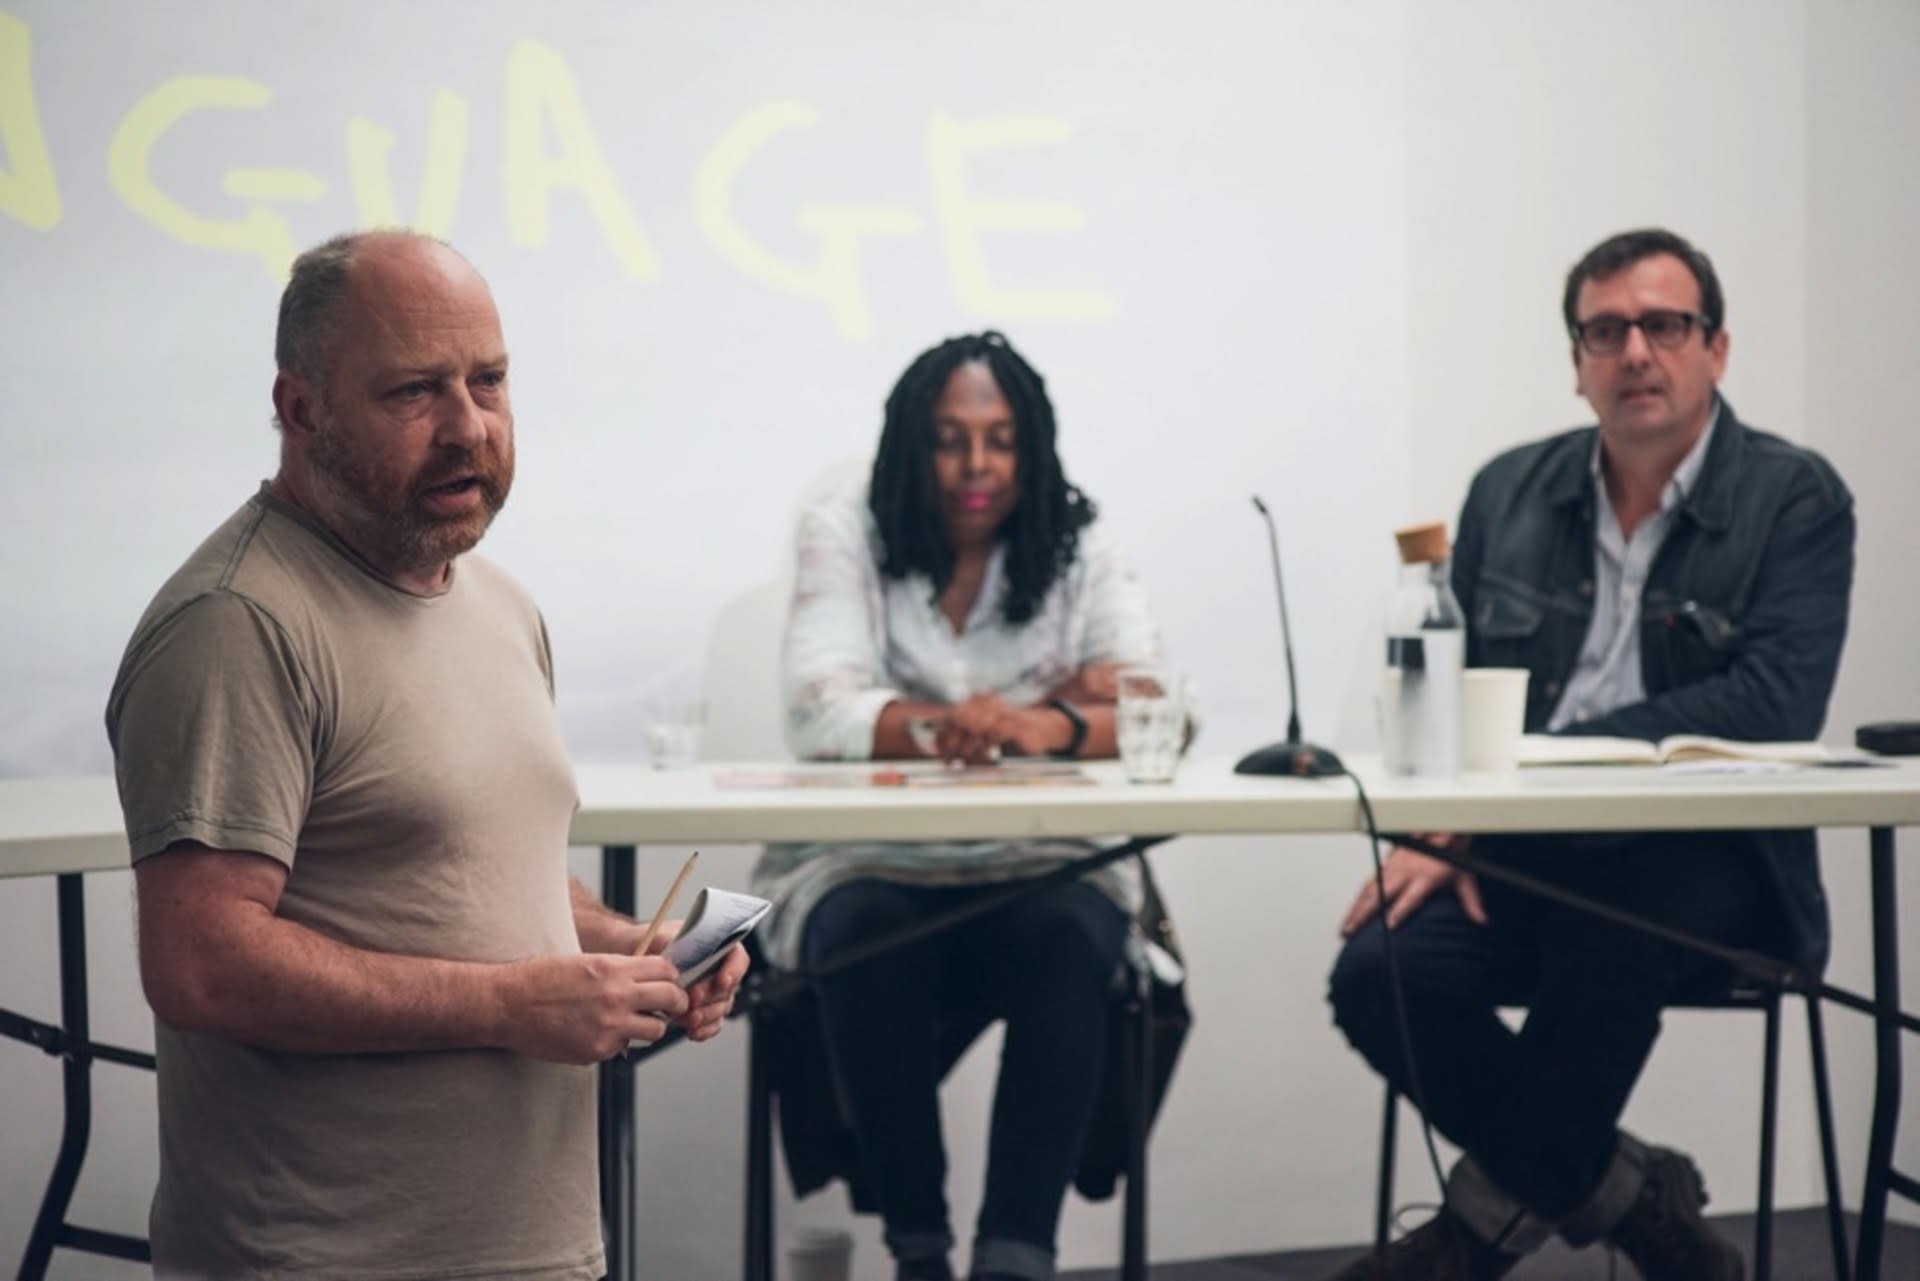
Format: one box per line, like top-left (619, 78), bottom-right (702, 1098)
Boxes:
top-left (1073, 854), bottom-right (1193, 1200)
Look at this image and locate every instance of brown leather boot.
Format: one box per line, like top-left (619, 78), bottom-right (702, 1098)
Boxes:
top-left (1605, 1146), bottom-right (1745, 1281)
top-left (1322, 1207), bottom-right (1520, 1281)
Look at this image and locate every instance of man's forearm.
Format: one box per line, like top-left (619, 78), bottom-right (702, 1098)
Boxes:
top-left (570, 876), bottom-right (644, 954)
top-left (147, 901), bottom-right (517, 1055)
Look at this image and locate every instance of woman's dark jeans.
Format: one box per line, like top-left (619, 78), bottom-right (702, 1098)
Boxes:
top-left (803, 877), bottom-right (1129, 1270)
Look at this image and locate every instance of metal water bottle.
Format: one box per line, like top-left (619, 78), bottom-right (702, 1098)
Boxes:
top-left (1382, 521), bottom-right (1465, 777)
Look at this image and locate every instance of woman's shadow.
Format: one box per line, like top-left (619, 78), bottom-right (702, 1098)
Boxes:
top-left (698, 459), bottom-right (865, 761)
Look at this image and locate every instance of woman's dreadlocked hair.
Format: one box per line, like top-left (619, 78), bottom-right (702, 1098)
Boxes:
top-left (868, 331), bottom-right (1095, 625)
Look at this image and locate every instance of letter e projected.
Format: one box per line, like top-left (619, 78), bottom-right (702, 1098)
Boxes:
top-left (927, 113), bottom-right (1115, 322)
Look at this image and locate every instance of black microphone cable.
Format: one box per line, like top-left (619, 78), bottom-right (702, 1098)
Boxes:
top-left (1340, 764), bottom-right (1451, 1222)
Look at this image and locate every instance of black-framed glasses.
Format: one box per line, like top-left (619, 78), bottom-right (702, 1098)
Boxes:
top-left (1570, 309), bottom-right (1709, 356)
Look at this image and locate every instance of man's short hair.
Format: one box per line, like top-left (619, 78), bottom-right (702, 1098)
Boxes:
top-left (1562, 228), bottom-right (1725, 339)
top-left (275, 233), bottom-right (365, 389)
top-left (272, 230), bottom-right (455, 431)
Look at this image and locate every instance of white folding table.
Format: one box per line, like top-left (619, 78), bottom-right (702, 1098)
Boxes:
top-left (6, 757), bottom-right (1918, 1279)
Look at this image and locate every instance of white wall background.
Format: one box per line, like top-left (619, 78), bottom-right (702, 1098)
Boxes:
top-left (1, 1), bottom-right (1915, 1277)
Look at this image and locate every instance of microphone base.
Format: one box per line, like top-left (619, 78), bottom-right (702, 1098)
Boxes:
top-left (1234, 740), bottom-right (1347, 778)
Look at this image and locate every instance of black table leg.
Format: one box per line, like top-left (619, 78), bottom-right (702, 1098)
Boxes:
top-left (1123, 959), bottom-right (1150, 1281)
top-left (19, 875), bottom-right (94, 1281)
top-left (1855, 826), bottom-right (1901, 1281)
top-left (598, 846), bottom-right (639, 1281)
top-left (743, 995), bottom-right (774, 1281)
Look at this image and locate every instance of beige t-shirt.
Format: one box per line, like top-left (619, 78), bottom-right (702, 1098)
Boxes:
top-left (106, 490), bottom-right (600, 1281)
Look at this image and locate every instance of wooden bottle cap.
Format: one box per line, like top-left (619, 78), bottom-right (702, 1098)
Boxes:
top-left (1394, 521), bottom-right (1450, 565)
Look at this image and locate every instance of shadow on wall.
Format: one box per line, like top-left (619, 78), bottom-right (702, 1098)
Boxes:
top-left (700, 459), bottom-right (867, 762)
top-left (1331, 596), bottom-right (1391, 761)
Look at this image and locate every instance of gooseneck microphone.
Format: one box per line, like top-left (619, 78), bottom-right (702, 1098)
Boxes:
top-left (1235, 495), bottom-right (1346, 777)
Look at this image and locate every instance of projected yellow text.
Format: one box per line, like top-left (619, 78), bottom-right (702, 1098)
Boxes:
top-left (2, 18), bottom-right (1116, 339)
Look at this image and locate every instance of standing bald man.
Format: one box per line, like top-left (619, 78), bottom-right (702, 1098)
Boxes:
top-left (107, 231), bottom-right (747, 1279)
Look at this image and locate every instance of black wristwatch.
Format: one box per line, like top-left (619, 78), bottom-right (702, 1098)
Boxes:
top-left (1046, 697), bottom-right (1088, 759)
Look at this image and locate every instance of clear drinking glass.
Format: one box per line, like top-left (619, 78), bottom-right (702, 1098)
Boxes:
top-left (1117, 666), bottom-right (1185, 783)
top-left (785, 1228), bottom-right (853, 1281)
top-left (644, 700), bottom-right (706, 769)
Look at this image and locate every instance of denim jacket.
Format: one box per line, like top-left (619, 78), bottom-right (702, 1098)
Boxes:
top-left (1452, 398), bottom-right (1856, 973)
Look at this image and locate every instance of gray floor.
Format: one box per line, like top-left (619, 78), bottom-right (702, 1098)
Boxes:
top-left (1063, 1209), bottom-right (1916, 1279)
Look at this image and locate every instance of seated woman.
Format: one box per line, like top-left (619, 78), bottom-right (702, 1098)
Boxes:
top-left (752, 331), bottom-right (1177, 1281)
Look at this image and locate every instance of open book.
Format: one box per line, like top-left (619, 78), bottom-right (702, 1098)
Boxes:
top-left (664, 887), bottom-right (772, 986)
top-left (1517, 733), bottom-right (1832, 768)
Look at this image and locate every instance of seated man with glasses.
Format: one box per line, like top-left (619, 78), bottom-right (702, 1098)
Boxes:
top-left (1324, 228), bottom-right (1855, 1281)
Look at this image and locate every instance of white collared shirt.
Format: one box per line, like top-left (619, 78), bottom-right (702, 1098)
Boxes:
top-left (1548, 403), bottom-right (1719, 730)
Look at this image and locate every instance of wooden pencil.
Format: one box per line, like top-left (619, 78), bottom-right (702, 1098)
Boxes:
top-left (634, 851), bottom-right (699, 956)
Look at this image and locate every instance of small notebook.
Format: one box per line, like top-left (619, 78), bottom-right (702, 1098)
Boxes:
top-left (663, 887), bottom-right (772, 986)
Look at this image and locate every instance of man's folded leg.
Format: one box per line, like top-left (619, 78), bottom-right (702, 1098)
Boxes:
top-left (1324, 832), bottom-right (1769, 1278)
